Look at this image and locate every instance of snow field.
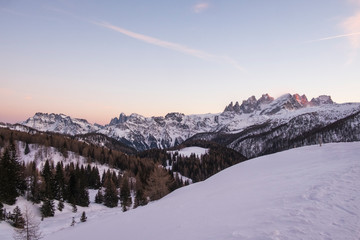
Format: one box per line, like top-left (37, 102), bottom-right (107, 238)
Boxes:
top-left (39, 142), bottom-right (360, 240)
top-left (168, 146), bottom-right (209, 158)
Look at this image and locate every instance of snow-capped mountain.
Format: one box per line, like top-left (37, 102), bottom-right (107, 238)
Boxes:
top-left (22, 113), bottom-right (101, 135)
top-left (16, 94), bottom-right (360, 156)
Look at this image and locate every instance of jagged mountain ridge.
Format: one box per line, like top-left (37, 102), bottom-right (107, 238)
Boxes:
top-left (22, 112), bottom-right (102, 135)
top-left (14, 93), bottom-right (360, 155)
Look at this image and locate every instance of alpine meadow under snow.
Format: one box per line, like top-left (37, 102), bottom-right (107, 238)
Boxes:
top-left (9, 142), bottom-right (356, 240)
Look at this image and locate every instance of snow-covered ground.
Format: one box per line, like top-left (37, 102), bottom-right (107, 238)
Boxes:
top-left (1, 142), bottom-right (359, 239)
top-left (15, 142), bottom-right (119, 177)
top-left (168, 146), bottom-right (209, 158)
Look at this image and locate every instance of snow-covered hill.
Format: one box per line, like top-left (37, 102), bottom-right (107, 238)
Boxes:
top-left (36, 142), bottom-right (360, 240)
top-left (16, 94), bottom-right (360, 155)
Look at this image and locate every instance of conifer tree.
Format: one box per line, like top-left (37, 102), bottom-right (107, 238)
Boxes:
top-left (54, 162), bottom-right (65, 201)
top-left (103, 175), bottom-right (118, 208)
top-left (24, 142), bottom-right (30, 155)
top-left (133, 188), bottom-right (147, 209)
top-left (94, 189), bottom-right (103, 204)
top-left (145, 166), bottom-right (173, 201)
top-left (0, 145), bottom-right (25, 205)
top-left (120, 175), bottom-right (132, 212)
top-left (41, 160), bottom-right (54, 200)
top-left (9, 142), bottom-right (27, 194)
top-left (40, 198), bottom-right (55, 218)
top-left (71, 203), bottom-right (77, 213)
top-left (57, 200), bottom-right (64, 212)
top-left (89, 166), bottom-right (101, 189)
top-left (67, 172), bottom-right (78, 206)
top-left (13, 206), bottom-right (42, 240)
top-left (28, 162), bottom-right (41, 204)
top-left (0, 202), bottom-right (4, 221)
top-left (11, 206), bottom-right (25, 228)
top-left (70, 217), bottom-right (76, 227)
top-left (77, 175), bottom-right (90, 207)
top-left (80, 211), bottom-right (87, 222)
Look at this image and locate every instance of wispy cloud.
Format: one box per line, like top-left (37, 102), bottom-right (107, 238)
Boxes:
top-left (192, 3), bottom-right (209, 13)
top-left (93, 21), bottom-right (244, 71)
top-left (46, 6), bottom-right (243, 70)
top-left (307, 32), bottom-right (360, 43)
top-left (341, 12), bottom-right (360, 48)
top-left (307, 2), bottom-right (360, 64)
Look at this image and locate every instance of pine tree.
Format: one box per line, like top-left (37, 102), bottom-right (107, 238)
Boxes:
top-left (0, 145), bottom-right (25, 205)
top-left (67, 172), bottom-right (78, 206)
top-left (71, 203), bottom-right (77, 213)
top-left (120, 175), bottom-right (132, 212)
top-left (133, 188), bottom-right (147, 209)
top-left (57, 200), bottom-right (64, 212)
top-left (28, 162), bottom-right (41, 204)
top-left (41, 160), bottom-right (54, 200)
top-left (11, 206), bottom-right (25, 228)
top-left (0, 202), bottom-right (4, 221)
top-left (54, 162), bottom-right (65, 201)
top-left (103, 175), bottom-right (118, 208)
top-left (9, 142), bottom-right (27, 194)
top-left (70, 217), bottom-right (76, 227)
top-left (89, 166), bottom-right (101, 189)
top-left (24, 142), bottom-right (30, 155)
top-left (77, 177), bottom-right (89, 207)
top-left (94, 189), bottom-right (103, 204)
top-left (80, 211), bottom-right (87, 222)
top-left (13, 206), bottom-right (42, 240)
top-left (40, 198), bottom-right (55, 218)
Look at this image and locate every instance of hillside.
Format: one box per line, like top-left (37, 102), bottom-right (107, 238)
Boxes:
top-left (39, 142), bottom-right (360, 240)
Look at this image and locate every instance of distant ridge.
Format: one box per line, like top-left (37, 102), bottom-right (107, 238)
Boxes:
top-left (7, 93), bottom-right (359, 158)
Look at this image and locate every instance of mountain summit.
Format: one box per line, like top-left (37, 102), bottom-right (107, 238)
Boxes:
top-left (223, 93), bottom-right (334, 114)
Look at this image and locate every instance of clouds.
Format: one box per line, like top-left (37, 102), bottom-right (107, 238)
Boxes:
top-left (307, 1), bottom-right (360, 64)
top-left (342, 12), bottom-right (360, 49)
top-left (94, 21), bottom-right (243, 71)
top-left (192, 2), bottom-right (209, 13)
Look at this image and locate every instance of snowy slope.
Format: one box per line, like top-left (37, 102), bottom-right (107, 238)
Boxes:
top-left (40, 142), bottom-right (360, 240)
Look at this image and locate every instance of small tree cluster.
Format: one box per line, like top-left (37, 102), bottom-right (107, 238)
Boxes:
top-left (13, 206), bottom-right (42, 240)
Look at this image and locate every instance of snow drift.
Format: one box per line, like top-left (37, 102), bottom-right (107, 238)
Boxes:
top-left (43, 142), bottom-right (360, 240)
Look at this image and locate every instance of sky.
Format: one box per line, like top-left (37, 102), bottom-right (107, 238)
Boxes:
top-left (1, 0), bottom-right (360, 125)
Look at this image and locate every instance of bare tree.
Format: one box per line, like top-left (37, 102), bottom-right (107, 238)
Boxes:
top-left (13, 205), bottom-right (42, 240)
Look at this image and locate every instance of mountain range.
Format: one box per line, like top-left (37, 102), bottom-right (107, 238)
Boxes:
top-left (3, 93), bottom-right (360, 158)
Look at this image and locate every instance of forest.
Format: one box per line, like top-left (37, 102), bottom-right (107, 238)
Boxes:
top-left (0, 128), bottom-right (247, 229)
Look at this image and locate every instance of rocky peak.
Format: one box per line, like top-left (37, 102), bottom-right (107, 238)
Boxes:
top-left (109, 113), bottom-right (128, 125)
top-left (293, 94), bottom-right (309, 106)
top-left (310, 95), bottom-right (334, 106)
top-left (240, 96), bottom-right (258, 113)
top-left (224, 94), bottom-right (275, 114)
top-left (224, 102), bottom-right (234, 112)
top-left (165, 112), bottom-right (185, 122)
top-left (257, 94), bottom-right (274, 105)
top-left (233, 101), bottom-right (241, 112)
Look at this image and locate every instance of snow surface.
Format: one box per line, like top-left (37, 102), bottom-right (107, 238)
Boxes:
top-left (24, 142), bottom-right (359, 240)
top-left (14, 142), bottom-right (120, 177)
top-left (168, 146), bottom-right (209, 158)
